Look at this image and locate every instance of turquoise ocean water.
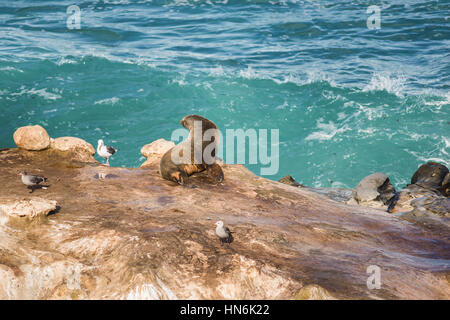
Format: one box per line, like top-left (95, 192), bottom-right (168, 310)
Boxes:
top-left (0, 0), bottom-right (448, 189)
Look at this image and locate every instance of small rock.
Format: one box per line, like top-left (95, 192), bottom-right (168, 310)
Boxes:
top-left (349, 172), bottom-right (397, 211)
top-left (0, 198), bottom-right (58, 219)
top-left (50, 137), bottom-right (96, 162)
top-left (278, 175), bottom-right (303, 187)
top-left (140, 139), bottom-right (175, 167)
top-left (13, 125), bottom-right (50, 151)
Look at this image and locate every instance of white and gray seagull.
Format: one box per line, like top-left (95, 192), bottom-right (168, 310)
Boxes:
top-left (19, 171), bottom-right (48, 193)
top-left (214, 220), bottom-right (234, 244)
top-left (97, 139), bottom-right (117, 166)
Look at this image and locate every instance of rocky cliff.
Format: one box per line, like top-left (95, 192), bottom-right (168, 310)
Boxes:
top-left (0, 132), bottom-right (449, 299)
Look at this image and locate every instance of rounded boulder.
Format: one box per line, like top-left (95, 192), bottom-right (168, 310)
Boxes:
top-left (51, 137), bottom-right (96, 162)
top-left (13, 125), bottom-right (50, 151)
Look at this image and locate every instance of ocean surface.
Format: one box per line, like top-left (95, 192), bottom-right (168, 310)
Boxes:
top-left (0, 0), bottom-right (448, 189)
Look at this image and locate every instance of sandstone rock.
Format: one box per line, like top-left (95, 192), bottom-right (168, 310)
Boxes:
top-left (0, 148), bottom-right (449, 300)
top-left (140, 139), bottom-right (175, 168)
top-left (294, 284), bottom-right (336, 300)
top-left (13, 125), bottom-right (50, 151)
top-left (50, 137), bottom-right (96, 162)
top-left (0, 198), bottom-right (57, 220)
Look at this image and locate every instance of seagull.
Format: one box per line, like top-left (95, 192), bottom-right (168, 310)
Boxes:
top-left (19, 171), bottom-right (48, 193)
top-left (97, 139), bottom-right (117, 166)
top-left (214, 220), bottom-right (234, 244)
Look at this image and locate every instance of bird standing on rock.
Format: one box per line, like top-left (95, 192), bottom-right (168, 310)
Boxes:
top-left (19, 171), bottom-right (48, 193)
top-left (214, 220), bottom-right (234, 244)
top-left (97, 139), bottom-right (117, 166)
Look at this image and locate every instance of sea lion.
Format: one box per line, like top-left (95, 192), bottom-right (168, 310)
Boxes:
top-left (159, 114), bottom-right (224, 186)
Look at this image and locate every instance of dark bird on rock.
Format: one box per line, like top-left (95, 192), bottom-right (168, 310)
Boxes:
top-left (214, 220), bottom-right (234, 244)
top-left (19, 171), bottom-right (48, 193)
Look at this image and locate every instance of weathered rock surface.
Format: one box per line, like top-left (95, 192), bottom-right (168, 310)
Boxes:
top-left (294, 284), bottom-right (336, 300)
top-left (0, 198), bottom-right (57, 221)
top-left (0, 147), bottom-right (449, 300)
top-left (140, 138), bottom-right (175, 168)
top-left (50, 137), bottom-right (96, 163)
top-left (13, 125), bottom-right (50, 151)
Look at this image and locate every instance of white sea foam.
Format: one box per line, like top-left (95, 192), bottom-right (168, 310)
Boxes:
top-left (56, 57), bottom-right (77, 66)
top-left (170, 76), bottom-right (186, 86)
top-left (404, 136), bottom-right (449, 168)
top-left (305, 119), bottom-right (350, 141)
top-left (209, 65), bottom-right (227, 77)
top-left (43, 109), bottom-right (58, 114)
top-left (94, 97), bottom-right (120, 105)
top-left (363, 72), bottom-right (406, 97)
top-left (238, 66), bottom-right (258, 79)
top-left (0, 66), bottom-right (23, 73)
top-left (11, 87), bottom-right (61, 100)
top-left (222, 64), bottom-right (338, 89)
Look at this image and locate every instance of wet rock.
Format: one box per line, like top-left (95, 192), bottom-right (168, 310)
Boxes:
top-left (412, 196), bottom-right (449, 217)
top-left (390, 163), bottom-right (450, 215)
top-left (0, 198), bottom-right (58, 220)
top-left (410, 162), bottom-right (449, 195)
top-left (13, 125), bottom-right (50, 151)
top-left (348, 173), bottom-right (397, 211)
top-left (278, 175), bottom-right (303, 187)
top-left (140, 138), bottom-right (175, 168)
top-left (50, 137), bottom-right (96, 163)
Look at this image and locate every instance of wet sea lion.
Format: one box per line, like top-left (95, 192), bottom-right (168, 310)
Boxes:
top-left (159, 115), bottom-right (224, 186)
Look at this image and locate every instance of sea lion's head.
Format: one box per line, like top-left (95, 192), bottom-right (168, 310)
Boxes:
top-left (180, 115), bottom-right (217, 131)
top-left (410, 162), bottom-right (449, 190)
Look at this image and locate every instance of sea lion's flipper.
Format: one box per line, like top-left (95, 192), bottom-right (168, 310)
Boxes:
top-left (171, 170), bottom-right (197, 188)
top-left (170, 171), bottom-right (189, 185)
top-left (207, 163), bottom-right (224, 183)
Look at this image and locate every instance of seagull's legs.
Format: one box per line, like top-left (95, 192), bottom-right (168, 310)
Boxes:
top-left (106, 157), bottom-right (110, 166)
